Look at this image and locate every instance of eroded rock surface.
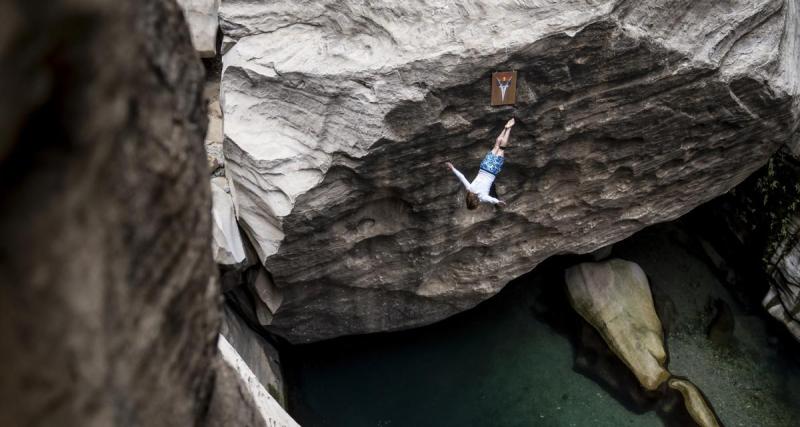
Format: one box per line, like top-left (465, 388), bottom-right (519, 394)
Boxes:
top-left (220, 0), bottom-right (800, 342)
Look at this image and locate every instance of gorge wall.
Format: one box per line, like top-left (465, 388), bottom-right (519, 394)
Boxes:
top-left (217, 0), bottom-right (800, 343)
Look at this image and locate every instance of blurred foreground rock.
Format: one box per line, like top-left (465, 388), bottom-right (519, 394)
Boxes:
top-left (0, 0), bottom-right (216, 424)
top-left (0, 0), bottom-right (298, 425)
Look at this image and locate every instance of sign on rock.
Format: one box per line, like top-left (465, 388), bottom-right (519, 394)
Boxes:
top-left (491, 71), bottom-right (517, 106)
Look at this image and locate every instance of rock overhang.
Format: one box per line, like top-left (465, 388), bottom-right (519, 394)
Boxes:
top-left (219, 0), bottom-right (800, 342)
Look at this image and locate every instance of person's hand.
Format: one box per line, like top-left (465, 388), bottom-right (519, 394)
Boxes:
top-left (505, 117), bottom-right (515, 129)
top-left (497, 200), bottom-right (507, 207)
top-left (445, 161), bottom-right (454, 170)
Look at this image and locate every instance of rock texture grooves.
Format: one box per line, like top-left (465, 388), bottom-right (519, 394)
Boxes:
top-left (0, 0), bottom-right (218, 425)
top-left (220, 0), bottom-right (800, 342)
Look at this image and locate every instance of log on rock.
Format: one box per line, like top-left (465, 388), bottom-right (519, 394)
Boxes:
top-left (565, 259), bottom-right (722, 427)
top-left (219, 0), bottom-right (800, 342)
top-left (668, 378), bottom-right (721, 427)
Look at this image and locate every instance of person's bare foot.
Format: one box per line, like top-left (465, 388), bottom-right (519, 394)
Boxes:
top-left (505, 117), bottom-right (515, 129)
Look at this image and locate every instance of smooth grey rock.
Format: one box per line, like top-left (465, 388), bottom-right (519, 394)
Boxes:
top-left (220, 0), bottom-right (800, 342)
top-left (0, 0), bottom-right (218, 424)
top-left (211, 177), bottom-right (249, 267)
top-left (176, 0), bottom-right (219, 57)
top-left (209, 335), bottom-right (298, 427)
top-left (220, 305), bottom-right (287, 407)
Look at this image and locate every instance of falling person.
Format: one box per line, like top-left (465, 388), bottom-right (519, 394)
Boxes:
top-left (446, 117), bottom-right (514, 209)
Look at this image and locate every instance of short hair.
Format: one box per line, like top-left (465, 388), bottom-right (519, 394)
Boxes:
top-left (465, 191), bottom-right (479, 210)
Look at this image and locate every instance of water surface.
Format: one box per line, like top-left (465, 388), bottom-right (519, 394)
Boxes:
top-left (286, 223), bottom-right (800, 427)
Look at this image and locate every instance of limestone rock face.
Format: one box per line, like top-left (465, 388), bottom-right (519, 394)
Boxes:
top-left (0, 0), bottom-right (218, 425)
top-left (565, 259), bottom-right (669, 390)
top-left (220, 0), bottom-right (800, 342)
top-left (176, 0), bottom-right (220, 57)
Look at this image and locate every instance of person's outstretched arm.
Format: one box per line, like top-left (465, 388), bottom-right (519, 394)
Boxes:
top-left (446, 162), bottom-right (471, 189)
top-left (478, 193), bottom-right (506, 206)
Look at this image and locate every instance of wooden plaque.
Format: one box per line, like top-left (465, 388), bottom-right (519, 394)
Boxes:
top-left (491, 71), bottom-right (517, 106)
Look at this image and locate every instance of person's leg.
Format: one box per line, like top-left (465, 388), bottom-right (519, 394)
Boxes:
top-left (492, 128), bottom-right (509, 155)
top-left (499, 125), bottom-right (512, 148)
top-left (499, 117), bottom-right (515, 148)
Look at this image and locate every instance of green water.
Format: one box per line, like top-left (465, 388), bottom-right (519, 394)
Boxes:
top-left (286, 224), bottom-right (800, 427)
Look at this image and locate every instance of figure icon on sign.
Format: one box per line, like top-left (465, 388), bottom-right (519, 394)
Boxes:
top-left (491, 71), bottom-right (517, 106)
top-left (497, 75), bottom-right (512, 102)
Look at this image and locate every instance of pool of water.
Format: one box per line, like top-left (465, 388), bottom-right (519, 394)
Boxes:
top-left (285, 223), bottom-right (800, 427)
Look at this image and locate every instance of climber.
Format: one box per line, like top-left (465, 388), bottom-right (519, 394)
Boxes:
top-left (446, 117), bottom-right (514, 209)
